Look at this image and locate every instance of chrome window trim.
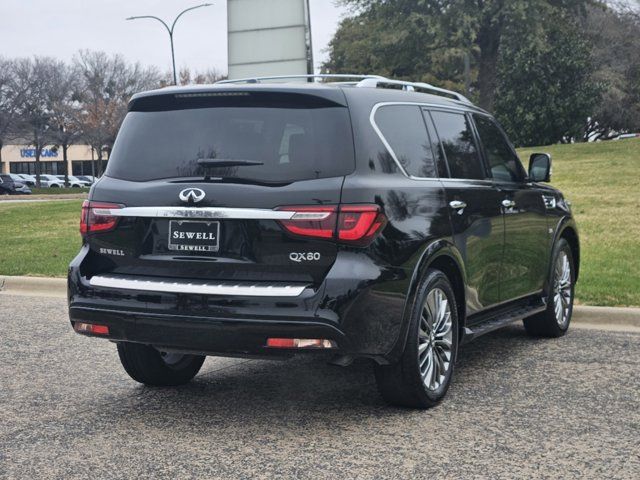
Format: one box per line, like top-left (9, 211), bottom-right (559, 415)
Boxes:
top-left (369, 101), bottom-right (472, 182)
top-left (92, 206), bottom-right (331, 221)
top-left (439, 177), bottom-right (496, 185)
top-left (89, 275), bottom-right (308, 297)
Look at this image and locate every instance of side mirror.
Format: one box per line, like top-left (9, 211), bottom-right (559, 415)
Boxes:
top-left (529, 153), bottom-right (552, 183)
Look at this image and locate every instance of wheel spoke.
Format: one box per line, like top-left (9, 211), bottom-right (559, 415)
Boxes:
top-left (425, 292), bottom-right (437, 325)
top-left (419, 315), bottom-right (430, 338)
top-left (429, 349), bottom-right (438, 388)
top-left (420, 345), bottom-right (431, 368)
top-left (554, 294), bottom-right (562, 321)
top-left (422, 349), bottom-right (433, 382)
top-left (433, 347), bottom-right (445, 384)
top-left (435, 337), bottom-right (452, 349)
top-left (434, 298), bottom-right (449, 332)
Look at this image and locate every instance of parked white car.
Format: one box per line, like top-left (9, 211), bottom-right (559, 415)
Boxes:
top-left (614, 133), bottom-right (639, 140)
top-left (38, 174), bottom-right (65, 188)
top-left (56, 175), bottom-right (91, 188)
top-left (15, 174), bottom-right (36, 186)
top-left (77, 175), bottom-right (97, 184)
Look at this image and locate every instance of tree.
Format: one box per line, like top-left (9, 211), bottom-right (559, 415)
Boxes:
top-left (324, 2), bottom-right (465, 94)
top-left (12, 57), bottom-right (61, 187)
top-left (494, 5), bottom-right (599, 146)
top-left (74, 50), bottom-right (161, 176)
top-left (583, 4), bottom-right (640, 139)
top-left (331, 0), bottom-right (591, 111)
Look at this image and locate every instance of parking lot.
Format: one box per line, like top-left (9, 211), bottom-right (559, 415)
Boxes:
top-left (1, 294), bottom-right (639, 479)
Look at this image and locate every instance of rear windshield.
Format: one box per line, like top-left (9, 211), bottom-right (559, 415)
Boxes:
top-left (106, 98), bottom-right (355, 183)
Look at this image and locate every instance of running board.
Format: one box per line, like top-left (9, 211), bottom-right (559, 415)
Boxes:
top-left (462, 302), bottom-right (546, 344)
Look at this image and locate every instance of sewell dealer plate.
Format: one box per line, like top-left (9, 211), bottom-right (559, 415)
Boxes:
top-left (168, 220), bottom-right (220, 253)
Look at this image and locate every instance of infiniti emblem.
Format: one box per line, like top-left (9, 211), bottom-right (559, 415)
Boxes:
top-left (179, 188), bottom-right (206, 204)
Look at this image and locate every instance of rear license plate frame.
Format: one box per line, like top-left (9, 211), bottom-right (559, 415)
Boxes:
top-left (168, 220), bottom-right (221, 253)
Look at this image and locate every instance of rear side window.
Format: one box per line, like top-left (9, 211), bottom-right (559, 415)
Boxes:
top-left (430, 111), bottom-right (485, 180)
top-left (106, 96), bottom-right (355, 183)
top-left (473, 114), bottom-right (526, 183)
top-left (374, 105), bottom-right (437, 178)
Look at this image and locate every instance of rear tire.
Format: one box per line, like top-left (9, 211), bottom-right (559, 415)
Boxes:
top-left (375, 269), bottom-right (459, 409)
top-left (117, 342), bottom-right (205, 386)
top-left (523, 238), bottom-right (575, 338)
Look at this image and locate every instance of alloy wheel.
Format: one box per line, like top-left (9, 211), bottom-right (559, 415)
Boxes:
top-left (418, 288), bottom-right (454, 391)
top-left (553, 251), bottom-right (572, 327)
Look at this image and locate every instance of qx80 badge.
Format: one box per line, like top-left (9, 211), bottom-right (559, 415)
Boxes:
top-left (179, 188), bottom-right (206, 204)
top-left (289, 252), bottom-right (322, 263)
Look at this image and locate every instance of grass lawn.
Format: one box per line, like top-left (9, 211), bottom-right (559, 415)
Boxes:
top-left (0, 200), bottom-right (83, 277)
top-left (518, 138), bottom-right (640, 307)
top-left (0, 138), bottom-right (638, 306)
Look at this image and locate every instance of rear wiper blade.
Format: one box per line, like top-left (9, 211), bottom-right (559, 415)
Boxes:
top-left (197, 158), bottom-right (264, 167)
top-left (169, 176), bottom-right (291, 187)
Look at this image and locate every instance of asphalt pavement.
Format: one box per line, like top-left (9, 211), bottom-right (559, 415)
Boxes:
top-left (1, 294), bottom-right (639, 479)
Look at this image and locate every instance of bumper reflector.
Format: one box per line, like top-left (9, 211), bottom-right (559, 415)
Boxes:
top-left (74, 322), bottom-right (110, 336)
top-left (266, 338), bottom-right (337, 349)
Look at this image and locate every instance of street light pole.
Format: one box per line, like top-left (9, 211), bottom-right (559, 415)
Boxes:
top-left (127, 3), bottom-right (213, 85)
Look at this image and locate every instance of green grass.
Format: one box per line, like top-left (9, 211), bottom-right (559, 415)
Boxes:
top-left (518, 138), bottom-right (640, 307)
top-left (0, 200), bottom-right (83, 277)
top-left (1, 139), bottom-right (638, 306)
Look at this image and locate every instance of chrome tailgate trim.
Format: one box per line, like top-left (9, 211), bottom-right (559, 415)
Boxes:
top-left (92, 207), bottom-right (331, 221)
top-left (89, 275), bottom-right (308, 297)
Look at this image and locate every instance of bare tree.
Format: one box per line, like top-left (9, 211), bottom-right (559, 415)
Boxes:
top-left (0, 58), bottom-right (26, 169)
top-left (74, 50), bottom-right (161, 176)
top-left (193, 68), bottom-right (227, 84)
top-left (48, 62), bottom-right (81, 186)
top-left (175, 66), bottom-right (227, 86)
top-left (12, 57), bottom-right (62, 187)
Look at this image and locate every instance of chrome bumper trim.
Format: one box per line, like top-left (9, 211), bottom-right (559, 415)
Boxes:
top-left (92, 207), bottom-right (331, 221)
top-left (89, 275), bottom-right (308, 297)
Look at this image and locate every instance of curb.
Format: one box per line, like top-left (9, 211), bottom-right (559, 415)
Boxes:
top-left (1, 276), bottom-right (639, 328)
top-left (0, 276), bottom-right (67, 298)
top-left (572, 305), bottom-right (640, 329)
top-left (0, 194), bottom-right (87, 202)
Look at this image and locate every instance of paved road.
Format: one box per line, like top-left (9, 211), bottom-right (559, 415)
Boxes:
top-left (1, 295), bottom-right (639, 479)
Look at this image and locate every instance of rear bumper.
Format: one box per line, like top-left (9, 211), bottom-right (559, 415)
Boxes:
top-left (69, 305), bottom-right (347, 358)
top-left (68, 247), bottom-right (410, 361)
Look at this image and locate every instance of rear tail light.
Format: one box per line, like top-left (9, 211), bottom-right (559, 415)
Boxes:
top-left (74, 322), bottom-right (110, 336)
top-left (278, 204), bottom-right (386, 246)
top-left (337, 205), bottom-right (387, 245)
top-left (266, 338), bottom-right (337, 349)
top-left (277, 206), bottom-right (337, 239)
top-left (80, 201), bottom-right (122, 235)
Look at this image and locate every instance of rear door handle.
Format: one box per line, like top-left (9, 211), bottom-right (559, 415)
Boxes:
top-left (449, 200), bottom-right (467, 214)
top-left (502, 199), bottom-right (516, 208)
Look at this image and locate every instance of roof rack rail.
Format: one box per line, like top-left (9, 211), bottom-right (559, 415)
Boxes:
top-left (216, 74), bottom-right (472, 104)
top-left (217, 74), bottom-right (385, 85)
top-left (356, 77), bottom-right (472, 104)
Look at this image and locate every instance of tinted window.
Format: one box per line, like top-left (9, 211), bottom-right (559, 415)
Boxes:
top-left (375, 105), bottom-right (437, 178)
top-left (106, 103), bottom-right (354, 183)
top-left (430, 111), bottom-right (485, 180)
top-left (473, 114), bottom-right (525, 182)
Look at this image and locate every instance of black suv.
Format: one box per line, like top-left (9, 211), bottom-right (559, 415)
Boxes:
top-left (68, 75), bottom-right (579, 408)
